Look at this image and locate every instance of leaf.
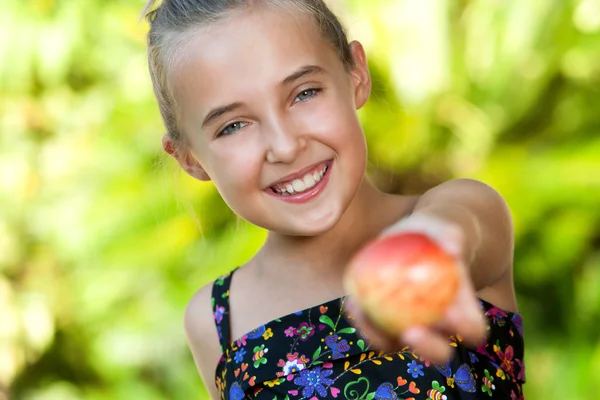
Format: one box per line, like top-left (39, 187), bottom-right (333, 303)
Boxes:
top-left (357, 339), bottom-right (365, 352)
top-left (336, 327), bottom-right (356, 335)
top-left (371, 360), bottom-right (382, 365)
top-left (344, 361), bottom-right (350, 370)
top-left (366, 393), bottom-right (375, 400)
top-left (312, 346), bottom-right (322, 360)
top-left (350, 369), bottom-right (362, 374)
top-left (319, 314), bottom-right (335, 330)
top-left (360, 353), bottom-right (366, 362)
top-left (312, 361), bottom-right (323, 366)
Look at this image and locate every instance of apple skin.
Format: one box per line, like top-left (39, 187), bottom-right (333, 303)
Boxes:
top-left (344, 232), bottom-right (460, 336)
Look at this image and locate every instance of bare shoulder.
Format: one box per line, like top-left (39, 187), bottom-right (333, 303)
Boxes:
top-left (418, 179), bottom-right (513, 241)
top-left (420, 178), bottom-right (509, 206)
top-left (184, 282), bottom-right (223, 400)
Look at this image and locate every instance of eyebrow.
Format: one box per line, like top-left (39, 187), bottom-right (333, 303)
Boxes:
top-left (201, 65), bottom-right (326, 128)
top-left (202, 102), bottom-right (243, 129)
top-left (281, 64), bottom-right (326, 86)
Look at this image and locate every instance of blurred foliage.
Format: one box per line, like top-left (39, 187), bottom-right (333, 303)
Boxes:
top-left (1, 0), bottom-right (599, 398)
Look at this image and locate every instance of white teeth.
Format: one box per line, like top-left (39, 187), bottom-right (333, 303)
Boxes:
top-left (273, 164), bottom-right (328, 195)
top-left (303, 174), bottom-right (316, 187)
top-left (292, 179), bottom-right (306, 192)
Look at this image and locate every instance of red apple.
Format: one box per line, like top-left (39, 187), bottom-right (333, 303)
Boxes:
top-left (344, 232), bottom-right (460, 336)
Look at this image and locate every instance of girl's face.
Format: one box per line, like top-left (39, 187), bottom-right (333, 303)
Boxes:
top-left (170, 7), bottom-right (371, 236)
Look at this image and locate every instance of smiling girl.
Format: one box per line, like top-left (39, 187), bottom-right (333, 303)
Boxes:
top-left (143, 1), bottom-right (525, 399)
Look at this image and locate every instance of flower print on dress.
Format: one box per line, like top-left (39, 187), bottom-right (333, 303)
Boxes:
top-left (211, 272), bottom-right (525, 400)
top-left (277, 352), bottom-right (310, 377)
top-left (494, 344), bottom-right (515, 380)
top-left (468, 351), bottom-right (479, 364)
top-left (494, 365), bottom-right (507, 381)
top-left (262, 328), bottom-right (273, 340)
top-left (407, 360), bottom-right (424, 379)
top-left (293, 366), bottom-right (334, 398)
top-left (324, 334), bottom-right (350, 359)
top-left (236, 334), bottom-right (248, 347)
top-left (233, 347), bottom-right (247, 364)
top-left (284, 327), bottom-right (296, 337)
top-left (485, 307), bottom-right (508, 326)
top-left (247, 325), bottom-right (266, 340)
top-left (264, 377), bottom-right (285, 387)
top-left (294, 322), bottom-right (315, 341)
top-left (214, 305), bottom-right (226, 324)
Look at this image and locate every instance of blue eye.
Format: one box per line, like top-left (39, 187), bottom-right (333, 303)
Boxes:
top-left (218, 121), bottom-right (248, 137)
top-left (294, 88), bottom-right (321, 103)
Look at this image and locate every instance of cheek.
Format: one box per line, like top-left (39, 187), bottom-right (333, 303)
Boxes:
top-left (207, 138), bottom-right (264, 197)
top-left (296, 95), bottom-right (364, 147)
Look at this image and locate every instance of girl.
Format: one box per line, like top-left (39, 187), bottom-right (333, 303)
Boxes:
top-left (143, 0), bottom-right (525, 399)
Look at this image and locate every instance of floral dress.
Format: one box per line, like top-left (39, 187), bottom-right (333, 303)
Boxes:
top-left (212, 270), bottom-right (526, 400)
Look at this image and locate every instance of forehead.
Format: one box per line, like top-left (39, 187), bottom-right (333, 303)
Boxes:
top-left (169, 7), bottom-right (342, 112)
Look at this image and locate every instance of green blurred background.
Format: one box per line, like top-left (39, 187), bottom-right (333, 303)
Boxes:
top-left (1, 0), bottom-right (599, 398)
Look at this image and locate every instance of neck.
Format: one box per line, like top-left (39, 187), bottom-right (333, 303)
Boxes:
top-left (256, 178), bottom-right (414, 280)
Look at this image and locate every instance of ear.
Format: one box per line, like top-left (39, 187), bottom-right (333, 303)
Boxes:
top-left (162, 134), bottom-right (211, 181)
top-left (348, 41), bottom-right (371, 109)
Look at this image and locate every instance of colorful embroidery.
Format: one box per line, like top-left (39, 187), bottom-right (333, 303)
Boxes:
top-left (212, 271), bottom-right (525, 399)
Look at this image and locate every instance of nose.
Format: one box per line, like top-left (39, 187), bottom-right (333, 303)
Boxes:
top-left (264, 117), bottom-right (306, 164)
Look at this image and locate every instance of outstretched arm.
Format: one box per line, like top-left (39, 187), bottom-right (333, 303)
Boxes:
top-left (347, 178), bottom-right (516, 363)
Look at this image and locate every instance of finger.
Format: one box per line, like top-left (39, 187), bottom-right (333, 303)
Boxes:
top-left (443, 268), bottom-right (487, 346)
top-left (401, 327), bottom-right (452, 365)
top-left (344, 298), bottom-right (399, 352)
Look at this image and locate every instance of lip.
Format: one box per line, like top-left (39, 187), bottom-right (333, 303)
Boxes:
top-left (266, 160), bottom-right (333, 204)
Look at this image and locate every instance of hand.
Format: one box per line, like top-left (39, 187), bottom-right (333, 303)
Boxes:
top-left (345, 214), bottom-right (487, 364)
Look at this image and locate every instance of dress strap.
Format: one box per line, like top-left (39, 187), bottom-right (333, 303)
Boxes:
top-left (211, 268), bottom-right (237, 353)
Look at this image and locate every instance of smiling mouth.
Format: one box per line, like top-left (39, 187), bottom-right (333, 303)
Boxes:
top-left (269, 161), bottom-right (331, 196)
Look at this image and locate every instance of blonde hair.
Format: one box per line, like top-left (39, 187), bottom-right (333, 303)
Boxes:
top-left (142, 0), bottom-right (354, 148)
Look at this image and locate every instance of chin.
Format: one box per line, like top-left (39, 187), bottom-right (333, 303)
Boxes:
top-left (275, 207), bottom-right (344, 237)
